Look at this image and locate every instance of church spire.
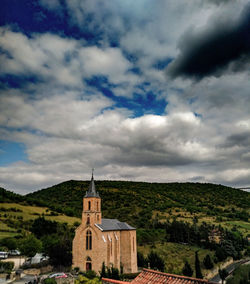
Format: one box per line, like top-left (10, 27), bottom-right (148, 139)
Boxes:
top-left (85, 169), bottom-right (100, 198)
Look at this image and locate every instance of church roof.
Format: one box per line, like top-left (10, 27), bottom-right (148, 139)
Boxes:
top-left (131, 269), bottom-right (216, 284)
top-left (95, 218), bottom-right (136, 231)
top-left (85, 172), bottom-right (100, 198)
top-left (102, 269), bottom-right (216, 284)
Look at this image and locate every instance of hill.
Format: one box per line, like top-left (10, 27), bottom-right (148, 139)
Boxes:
top-left (1, 181), bottom-right (249, 276)
top-left (25, 180), bottom-right (250, 233)
top-left (0, 187), bottom-right (81, 240)
top-left (0, 187), bottom-right (25, 203)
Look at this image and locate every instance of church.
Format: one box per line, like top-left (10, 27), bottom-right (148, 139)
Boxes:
top-left (72, 174), bottom-right (138, 274)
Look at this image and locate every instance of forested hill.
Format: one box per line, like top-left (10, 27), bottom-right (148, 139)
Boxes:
top-left (0, 187), bottom-right (25, 203)
top-left (25, 181), bottom-right (250, 228)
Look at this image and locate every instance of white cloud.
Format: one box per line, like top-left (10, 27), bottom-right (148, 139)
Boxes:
top-left (0, 28), bottom-right (138, 89)
top-left (0, 1), bottom-right (250, 193)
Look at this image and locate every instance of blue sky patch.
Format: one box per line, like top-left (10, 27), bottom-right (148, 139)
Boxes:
top-left (153, 58), bottom-right (173, 70)
top-left (0, 140), bottom-right (28, 166)
top-left (86, 76), bottom-right (167, 117)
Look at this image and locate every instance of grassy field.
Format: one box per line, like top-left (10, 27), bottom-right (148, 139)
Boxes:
top-left (153, 208), bottom-right (250, 237)
top-left (0, 203), bottom-right (81, 239)
top-left (224, 220), bottom-right (250, 234)
top-left (138, 242), bottom-right (217, 277)
top-left (0, 203), bottom-right (81, 224)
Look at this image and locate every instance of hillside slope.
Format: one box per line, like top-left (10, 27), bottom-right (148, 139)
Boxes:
top-left (26, 181), bottom-right (250, 230)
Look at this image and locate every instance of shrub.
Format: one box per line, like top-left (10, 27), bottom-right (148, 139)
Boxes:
top-left (147, 251), bottom-right (164, 272)
top-left (0, 261), bottom-right (14, 273)
top-left (44, 279), bottom-right (57, 284)
top-left (203, 254), bottom-right (213, 269)
top-left (182, 261), bottom-right (193, 277)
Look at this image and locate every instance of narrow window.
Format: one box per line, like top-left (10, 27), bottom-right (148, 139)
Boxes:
top-left (88, 201), bottom-right (91, 210)
top-left (97, 201), bottom-right (99, 211)
top-left (87, 215), bottom-right (90, 225)
top-left (97, 215), bottom-right (99, 222)
top-left (133, 237), bottom-right (135, 252)
top-left (110, 238), bottom-right (112, 256)
top-left (86, 230), bottom-right (92, 250)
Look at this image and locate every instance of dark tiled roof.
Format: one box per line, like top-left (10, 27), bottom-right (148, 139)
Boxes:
top-left (85, 173), bottom-right (100, 198)
top-left (131, 269), bottom-right (217, 284)
top-left (95, 218), bottom-right (136, 231)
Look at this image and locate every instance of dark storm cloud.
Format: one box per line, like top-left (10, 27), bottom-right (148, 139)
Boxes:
top-left (223, 132), bottom-right (250, 148)
top-left (207, 0), bottom-right (233, 5)
top-left (167, 3), bottom-right (250, 80)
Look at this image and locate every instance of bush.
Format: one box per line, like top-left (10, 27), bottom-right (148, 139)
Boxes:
top-left (84, 270), bottom-right (97, 279)
top-left (137, 252), bottom-right (147, 268)
top-left (203, 254), bottom-right (213, 269)
top-left (75, 275), bottom-right (101, 284)
top-left (0, 261), bottom-right (14, 273)
top-left (215, 247), bottom-right (227, 262)
top-left (44, 279), bottom-right (57, 284)
top-left (182, 261), bottom-right (193, 277)
top-left (147, 251), bottom-right (165, 272)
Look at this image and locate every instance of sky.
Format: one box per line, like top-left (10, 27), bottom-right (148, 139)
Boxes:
top-left (0, 0), bottom-right (250, 194)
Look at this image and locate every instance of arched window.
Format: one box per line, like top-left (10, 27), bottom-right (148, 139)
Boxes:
top-left (97, 215), bottom-right (99, 222)
top-left (88, 201), bottom-right (91, 210)
top-left (86, 256), bottom-right (92, 271)
top-left (86, 230), bottom-right (92, 250)
top-left (97, 201), bottom-right (99, 211)
top-left (87, 215), bottom-right (90, 225)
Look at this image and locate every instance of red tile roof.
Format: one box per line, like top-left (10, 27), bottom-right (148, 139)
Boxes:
top-left (102, 269), bottom-right (216, 284)
top-left (102, 278), bottom-right (131, 284)
top-left (131, 269), bottom-right (216, 284)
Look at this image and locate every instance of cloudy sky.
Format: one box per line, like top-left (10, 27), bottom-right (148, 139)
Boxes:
top-left (0, 0), bottom-right (250, 194)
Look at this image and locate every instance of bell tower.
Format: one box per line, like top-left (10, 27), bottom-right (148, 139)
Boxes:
top-left (82, 170), bottom-right (101, 226)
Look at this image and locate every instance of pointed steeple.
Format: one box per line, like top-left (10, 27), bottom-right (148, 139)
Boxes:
top-left (85, 169), bottom-right (100, 198)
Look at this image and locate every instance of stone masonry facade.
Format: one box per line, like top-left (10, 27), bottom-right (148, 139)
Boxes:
top-left (72, 174), bottom-right (137, 274)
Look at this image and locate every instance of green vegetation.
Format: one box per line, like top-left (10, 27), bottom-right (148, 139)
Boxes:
top-left (0, 180), bottom-right (249, 277)
top-left (0, 202), bottom-right (80, 240)
top-left (203, 254), bottom-right (213, 269)
top-left (147, 251), bottom-right (165, 271)
top-left (99, 263), bottom-right (121, 280)
top-left (138, 242), bottom-right (214, 275)
top-left (219, 268), bottom-right (228, 284)
top-left (32, 217), bottom-right (73, 267)
top-left (195, 251), bottom-right (203, 279)
top-left (0, 261), bottom-right (14, 273)
top-left (19, 234), bottom-right (42, 257)
top-left (75, 274), bottom-right (101, 284)
top-left (182, 261), bottom-right (193, 277)
top-left (25, 181), bottom-right (249, 231)
top-left (226, 264), bottom-right (250, 284)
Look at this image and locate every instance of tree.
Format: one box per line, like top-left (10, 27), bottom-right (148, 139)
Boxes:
top-left (195, 251), bottom-right (203, 279)
top-left (0, 237), bottom-right (17, 250)
top-left (203, 254), bottom-right (213, 269)
top-left (219, 268), bottom-right (228, 284)
top-left (19, 234), bottom-right (42, 258)
top-left (31, 217), bottom-right (58, 238)
top-left (111, 265), bottom-right (120, 280)
top-left (182, 261), bottom-right (193, 277)
top-left (215, 246), bottom-right (226, 262)
top-left (41, 222), bottom-right (73, 267)
top-left (100, 262), bottom-right (107, 278)
top-left (42, 233), bottom-right (72, 267)
top-left (147, 251), bottom-right (164, 272)
top-left (137, 252), bottom-right (146, 268)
